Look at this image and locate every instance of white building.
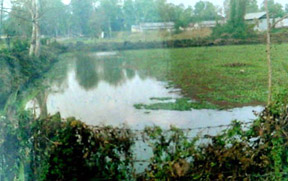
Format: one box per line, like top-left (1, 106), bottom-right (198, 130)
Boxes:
top-left (245, 12), bottom-right (269, 31)
top-left (131, 22), bottom-right (175, 32)
top-left (191, 20), bottom-right (225, 29)
top-left (245, 12), bottom-right (288, 31)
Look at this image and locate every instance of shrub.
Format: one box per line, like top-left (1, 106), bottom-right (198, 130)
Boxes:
top-left (142, 89), bottom-right (288, 180)
top-left (212, 23), bottom-right (256, 39)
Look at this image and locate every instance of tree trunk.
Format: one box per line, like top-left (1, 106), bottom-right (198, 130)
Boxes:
top-left (265, 0), bottom-right (272, 105)
top-left (0, 0), bottom-right (3, 35)
top-left (35, 19), bottom-right (41, 56)
top-left (29, 0), bottom-right (40, 57)
top-left (36, 91), bottom-right (48, 119)
top-left (29, 19), bottom-right (36, 56)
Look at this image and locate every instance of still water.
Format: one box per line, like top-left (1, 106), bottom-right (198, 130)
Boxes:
top-left (26, 51), bottom-right (263, 130)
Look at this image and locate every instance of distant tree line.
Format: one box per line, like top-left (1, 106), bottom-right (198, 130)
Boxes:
top-left (1, 0), bottom-right (288, 38)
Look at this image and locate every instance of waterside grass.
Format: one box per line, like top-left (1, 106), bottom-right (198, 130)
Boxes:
top-left (120, 43), bottom-right (288, 109)
top-left (134, 98), bottom-right (218, 111)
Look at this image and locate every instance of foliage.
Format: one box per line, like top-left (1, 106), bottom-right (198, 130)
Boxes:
top-left (142, 126), bottom-right (198, 179)
top-left (246, 0), bottom-right (259, 13)
top-left (70, 0), bottom-right (95, 36)
top-left (213, 0), bottom-right (255, 39)
top-left (194, 1), bottom-right (221, 22)
top-left (141, 89), bottom-right (288, 179)
top-left (3, 0), bottom-right (224, 38)
top-left (0, 111), bottom-right (32, 180)
top-left (3, 90), bottom-right (288, 180)
top-left (40, 0), bottom-right (71, 37)
top-left (0, 38), bottom-right (63, 111)
top-left (260, 0), bottom-right (285, 18)
top-left (134, 98), bottom-right (219, 111)
top-left (31, 114), bottom-right (134, 180)
top-left (0, 112), bottom-right (135, 180)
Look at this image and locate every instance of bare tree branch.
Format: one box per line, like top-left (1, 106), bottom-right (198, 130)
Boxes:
top-left (271, 14), bottom-right (288, 28)
top-left (3, 9), bottom-right (31, 22)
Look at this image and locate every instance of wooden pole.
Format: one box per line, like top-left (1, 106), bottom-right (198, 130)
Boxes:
top-left (265, 0), bottom-right (272, 105)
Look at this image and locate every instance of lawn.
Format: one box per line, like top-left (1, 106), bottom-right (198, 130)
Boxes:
top-left (118, 43), bottom-right (288, 109)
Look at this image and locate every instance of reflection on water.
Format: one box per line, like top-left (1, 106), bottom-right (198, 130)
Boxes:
top-left (75, 54), bottom-right (99, 90)
top-left (26, 52), bottom-right (263, 130)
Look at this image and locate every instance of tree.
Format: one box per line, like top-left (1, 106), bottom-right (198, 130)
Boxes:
top-left (4, 4), bottom-right (32, 37)
top-left (134, 0), bottom-right (159, 23)
top-left (88, 10), bottom-right (104, 37)
top-left (225, 0), bottom-right (258, 18)
top-left (194, 1), bottom-right (220, 22)
top-left (264, 0), bottom-right (272, 105)
top-left (264, 1), bottom-right (288, 104)
top-left (40, 0), bottom-right (70, 37)
top-left (95, 0), bottom-right (123, 37)
top-left (70, 0), bottom-right (94, 36)
top-left (227, 0), bottom-right (248, 37)
top-left (213, 0), bottom-right (251, 39)
top-left (223, 0), bottom-right (230, 19)
top-left (156, 0), bottom-right (173, 22)
top-left (168, 4), bottom-right (193, 30)
top-left (9, 0), bottom-right (49, 57)
top-left (261, 0), bottom-right (284, 18)
top-left (122, 0), bottom-right (136, 30)
top-left (246, 0), bottom-right (259, 13)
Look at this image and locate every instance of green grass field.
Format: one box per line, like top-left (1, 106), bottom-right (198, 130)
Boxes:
top-left (119, 43), bottom-right (288, 109)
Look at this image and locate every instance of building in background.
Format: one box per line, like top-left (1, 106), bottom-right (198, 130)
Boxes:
top-left (244, 12), bottom-right (269, 31)
top-left (131, 22), bottom-right (175, 32)
top-left (189, 20), bottom-right (226, 30)
top-left (245, 12), bottom-right (288, 31)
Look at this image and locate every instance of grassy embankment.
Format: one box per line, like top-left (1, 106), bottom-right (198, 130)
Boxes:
top-left (118, 44), bottom-right (288, 110)
top-left (58, 29), bottom-right (212, 44)
top-left (0, 40), bottom-right (66, 114)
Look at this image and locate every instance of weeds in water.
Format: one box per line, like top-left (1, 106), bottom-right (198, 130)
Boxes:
top-left (134, 98), bottom-right (219, 111)
top-left (150, 97), bottom-right (173, 101)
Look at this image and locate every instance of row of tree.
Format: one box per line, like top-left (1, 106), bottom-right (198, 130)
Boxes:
top-left (1, 0), bottom-right (288, 38)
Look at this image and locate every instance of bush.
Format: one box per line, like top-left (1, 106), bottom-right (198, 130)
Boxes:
top-left (2, 93), bottom-right (288, 180)
top-left (142, 89), bottom-right (288, 180)
top-left (0, 112), bottom-right (135, 180)
top-left (212, 23), bottom-right (256, 39)
top-left (35, 116), bottom-right (134, 180)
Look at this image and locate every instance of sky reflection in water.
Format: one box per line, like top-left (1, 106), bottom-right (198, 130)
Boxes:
top-left (26, 52), bottom-right (263, 130)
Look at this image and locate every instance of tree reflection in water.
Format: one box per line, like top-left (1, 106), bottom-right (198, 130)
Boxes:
top-left (75, 54), bottom-right (99, 90)
top-left (75, 53), bottom-right (137, 89)
top-left (27, 52), bottom-right (140, 119)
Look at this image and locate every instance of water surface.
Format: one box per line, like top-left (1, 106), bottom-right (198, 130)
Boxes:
top-left (26, 52), bottom-right (263, 130)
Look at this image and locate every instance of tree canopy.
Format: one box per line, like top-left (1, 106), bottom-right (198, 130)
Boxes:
top-left (261, 0), bottom-right (285, 18)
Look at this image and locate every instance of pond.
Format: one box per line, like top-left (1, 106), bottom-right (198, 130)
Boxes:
top-left (26, 51), bottom-right (263, 130)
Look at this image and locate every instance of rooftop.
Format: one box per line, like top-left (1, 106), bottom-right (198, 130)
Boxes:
top-left (245, 12), bottom-right (266, 20)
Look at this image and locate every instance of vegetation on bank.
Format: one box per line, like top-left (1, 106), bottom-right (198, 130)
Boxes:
top-left (134, 98), bottom-right (218, 111)
top-left (141, 91), bottom-right (288, 180)
top-left (62, 31), bottom-right (288, 53)
top-left (0, 112), bottom-right (134, 180)
top-left (1, 90), bottom-right (288, 180)
top-left (0, 39), bottom-right (65, 111)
